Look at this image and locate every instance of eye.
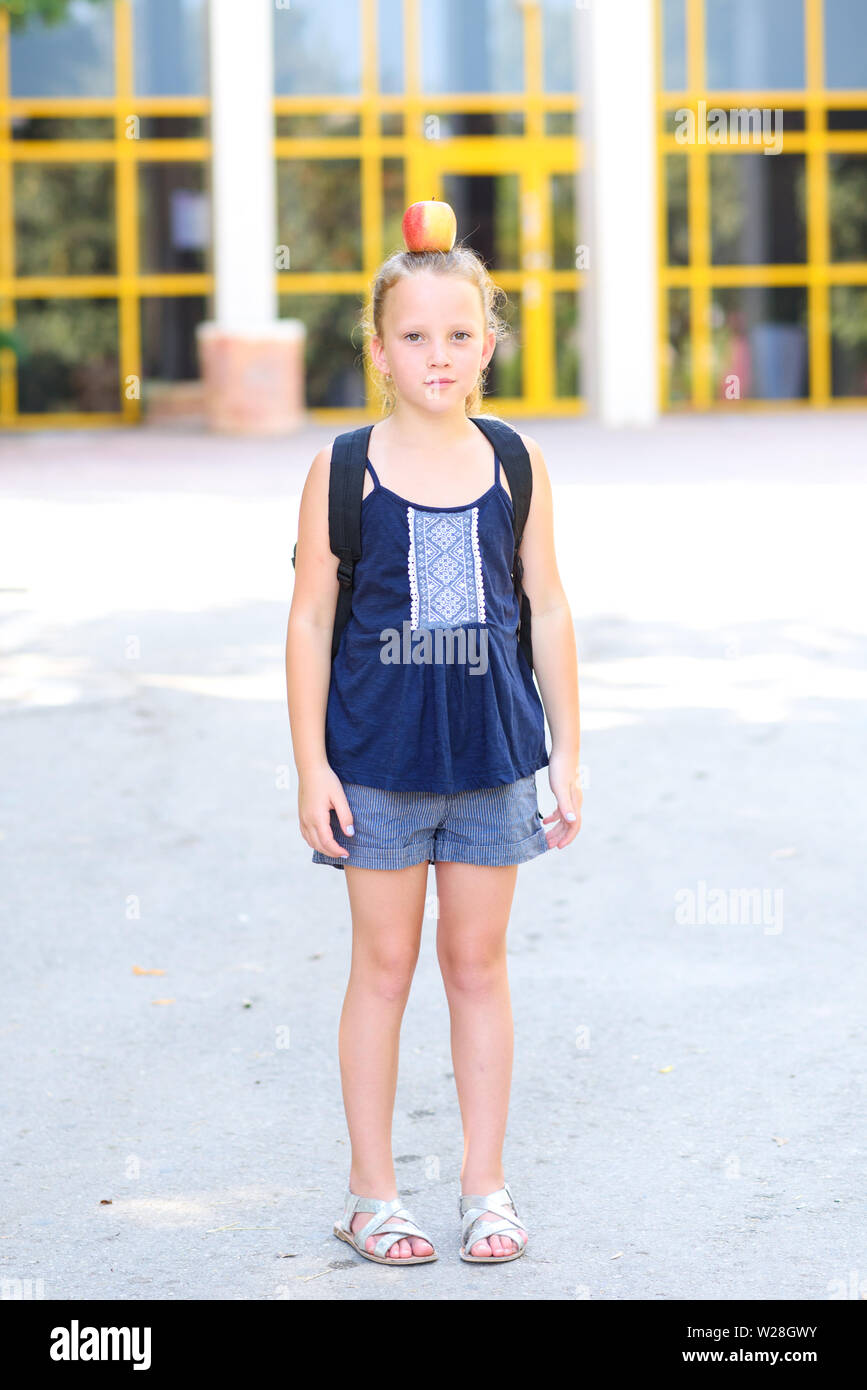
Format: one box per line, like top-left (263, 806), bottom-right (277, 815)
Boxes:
top-left (404, 332), bottom-right (422, 341)
top-left (454, 331), bottom-right (471, 340)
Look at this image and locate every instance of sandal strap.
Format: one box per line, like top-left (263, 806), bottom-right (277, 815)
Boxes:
top-left (339, 1192), bottom-right (434, 1257)
top-left (459, 1183), bottom-right (514, 1214)
top-left (460, 1183), bottom-right (527, 1252)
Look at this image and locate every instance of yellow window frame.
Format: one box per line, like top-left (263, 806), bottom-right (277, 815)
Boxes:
top-left (0, 0), bottom-right (582, 427)
top-left (657, 0), bottom-right (867, 412)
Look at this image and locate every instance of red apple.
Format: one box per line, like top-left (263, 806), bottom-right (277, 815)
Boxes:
top-left (402, 199), bottom-right (457, 253)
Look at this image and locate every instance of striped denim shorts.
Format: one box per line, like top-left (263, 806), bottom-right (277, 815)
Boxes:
top-left (311, 773), bottom-right (550, 871)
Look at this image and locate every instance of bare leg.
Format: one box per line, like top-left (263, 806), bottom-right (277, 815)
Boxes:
top-left (434, 861), bottom-right (528, 1258)
top-left (339, 861), bottom-right (433, 1258)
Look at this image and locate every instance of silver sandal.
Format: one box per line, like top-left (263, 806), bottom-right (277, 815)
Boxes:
top-left (459, 1181), bottom-right (528, 1263)
top-left (333, 1189), bottom-right (438, 1265)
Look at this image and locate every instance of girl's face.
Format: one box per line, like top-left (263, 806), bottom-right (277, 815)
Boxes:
top-left (372, 271), bottom-right (496, 410)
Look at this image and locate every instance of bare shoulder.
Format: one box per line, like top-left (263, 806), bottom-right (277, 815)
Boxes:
top-left (308, 439), bottom-right (334, 479)
top-left (517, 432), bottom-right (551, 488)
top-left (301, 440), bottom-right (336, 504)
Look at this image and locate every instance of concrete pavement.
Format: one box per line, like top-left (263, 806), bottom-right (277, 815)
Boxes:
top-left (0, 411), bottom-right (864, 1300)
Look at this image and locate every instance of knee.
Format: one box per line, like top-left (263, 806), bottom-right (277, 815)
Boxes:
top-left (356, 945), bottom-right (419, 1001)
top-left (437, 944), bottom-right (506, 996)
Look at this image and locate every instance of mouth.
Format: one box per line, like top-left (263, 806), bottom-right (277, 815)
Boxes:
top-left (425, 379), bottom-right (456, 386)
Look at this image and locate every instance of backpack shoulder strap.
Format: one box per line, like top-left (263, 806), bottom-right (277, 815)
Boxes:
top-left (469, 415), bottom-right (534, 672)
top-left (469, 415), bottom-right (532, 548)
top-left (328, 422), bottom-right (374, 662)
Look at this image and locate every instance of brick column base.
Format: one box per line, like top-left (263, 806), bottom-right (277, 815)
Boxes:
top-left (196, 320), bottom-right (307, 434)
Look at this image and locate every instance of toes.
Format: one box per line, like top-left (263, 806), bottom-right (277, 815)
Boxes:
top-left (411, 1238), bottom-right (433, 1256)
top-left (470, 1238), bottom-right (493, 1257)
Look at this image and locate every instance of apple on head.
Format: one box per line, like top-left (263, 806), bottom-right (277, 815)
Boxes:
top-left (402, 199), bottom-right (457, 253)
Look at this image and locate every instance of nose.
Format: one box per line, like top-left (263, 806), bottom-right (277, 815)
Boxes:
top-left (427, 341), bottom-right (453, 367)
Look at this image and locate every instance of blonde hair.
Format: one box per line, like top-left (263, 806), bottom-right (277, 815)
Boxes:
top-left (357, 245), bottom-right (511, 418)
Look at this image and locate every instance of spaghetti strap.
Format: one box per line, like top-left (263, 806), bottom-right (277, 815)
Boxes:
top-left (494, 452), bottom-right (501, 487)
top-left (365, 457), bottom-right (381, 488)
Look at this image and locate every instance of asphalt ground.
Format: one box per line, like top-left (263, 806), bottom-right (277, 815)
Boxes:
top-left (0, 411), bottom-right (864, 1301)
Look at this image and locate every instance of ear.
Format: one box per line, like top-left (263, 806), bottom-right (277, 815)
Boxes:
top-left (370, 334), bottom-right (389, 374)
top-left (480, 326), bottom-right (497, 370)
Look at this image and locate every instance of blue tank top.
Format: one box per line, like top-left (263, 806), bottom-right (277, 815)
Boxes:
top-left (323, 449), bottom-right (549, 792)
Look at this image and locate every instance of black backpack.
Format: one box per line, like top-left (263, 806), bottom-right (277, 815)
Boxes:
top-left (291, 416), bottom-right (534, 672)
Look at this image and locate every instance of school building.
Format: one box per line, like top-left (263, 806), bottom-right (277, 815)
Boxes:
top-left (0, 0), bottom-right (865, 429)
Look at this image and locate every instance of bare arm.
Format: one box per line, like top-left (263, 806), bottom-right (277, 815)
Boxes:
top-left (285, 444), bottom-right (354, 858)
top-left (516, 433), bottom-right (582, 849)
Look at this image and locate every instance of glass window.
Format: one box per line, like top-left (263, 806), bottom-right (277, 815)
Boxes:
top-left (276, 161), bottom-right (362, 272)
top-left (545, 111), bottom-right (576, 136)
top-left (665, 156), bottom-right (689, 266)
top-left (829, 156), bottom-right (867, 262)
top-left (554, 291), bottom-right (580, 397)
top-left (830, 287), bottom-right (867, 397)
top-left (10, 117), bottom-right (114, 141)
top-left (422, 111), bottom-right (523, 136)
top-left (421, 0), bottom-right (523, 94)
top-left (661, 0), bottom-right (687, 91)
top-left (278, 295), bottom-right (365, 408)
top-left (551, 173), bottom-right (578, 270)
top-left (138, 165), bottom-right (210, 273)
top-left (9, 2), bottom-right (114, 97)
top-left (275, 114), bottom-right (360, 138)
top-left (136, 116), bottom-right (206, 139)
top-left (710, 154), bottom-right (806, 265)
top-left (827, 109), bottom-right (867, 131)
top-left (440, 173), bottom-right (520, 271)
top-left (140, 296), bottom-right (208, 386)
top-left (429, 111), bottom-right (524, 136)
top-left (486, 292), bottom-right (521, 398)
top-left (543, 0), bottom-right (577, 94)
top-left (14, 164), bottom-right (116, 276)
top-left (274, 0), bottom-right (361, 95)
top-left (382, 158), bottom-right (406, 257)
top-left (379, 0), bottom-right (404, 94)
top-left (711, 287), bottom-right (809, 400)
top-left (16, 299), bottom-right (120, 413)
top-left (132, 0), bottom-right (207, 96)
top-left (825, 0), bottom-right (867, 90)
top-left (705, 0), bottom-right (804, 90)
top-left (666, 289), bottom-right (692, 402)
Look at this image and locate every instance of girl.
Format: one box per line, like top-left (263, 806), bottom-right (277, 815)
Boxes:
top-left (286, 218), bottom-right (581, 1266)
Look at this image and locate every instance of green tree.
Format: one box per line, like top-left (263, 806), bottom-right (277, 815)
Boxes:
top-left (0, 0), bottom-right (107, 30)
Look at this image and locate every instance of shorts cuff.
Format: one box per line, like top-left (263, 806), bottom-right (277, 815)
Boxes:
top-left (431, 826), bottom-right (550, 867)
top-left (312, 845), bottom-right (434, 871)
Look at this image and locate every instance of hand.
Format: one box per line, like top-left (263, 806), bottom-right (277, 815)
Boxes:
top-left (542, 750), bottom-right (582, 851)
top-left (298, 764), bottom-right (355, 859)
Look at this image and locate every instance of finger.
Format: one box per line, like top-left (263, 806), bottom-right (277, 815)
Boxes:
top-left (303, 823), bottom-right (328, 856)
top-left (314, 813), bottom-right (350, 859)
top-left (331, 789), bottom-right (355, 839)
top-left (543, 814), bottom-right (567, 846)
top-left (555, 817), bottom-right (582, 850)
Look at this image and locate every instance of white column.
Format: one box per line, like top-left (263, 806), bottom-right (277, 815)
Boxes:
top-left (200, 0), bottom-right (304, 433)
top-left (577, 0), bottom-right (658, 426)
top-left (208, 0), bottom-right (276, 327)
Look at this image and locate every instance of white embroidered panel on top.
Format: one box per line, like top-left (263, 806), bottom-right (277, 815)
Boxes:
top-left (407, 505), bottom-right (486, 630)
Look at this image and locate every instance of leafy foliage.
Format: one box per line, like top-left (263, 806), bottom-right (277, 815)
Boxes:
top-left (0, 0), bottom-right (108, 31)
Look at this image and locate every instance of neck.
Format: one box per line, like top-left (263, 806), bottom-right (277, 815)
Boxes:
top-left (382, 397), bottom-right (478, 447)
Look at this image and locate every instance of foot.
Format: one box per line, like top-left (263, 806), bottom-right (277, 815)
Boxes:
top-left (462, 1188), bottom-right (528, 1258)
top-left (350, 1207), bottom-right (434, 1260)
